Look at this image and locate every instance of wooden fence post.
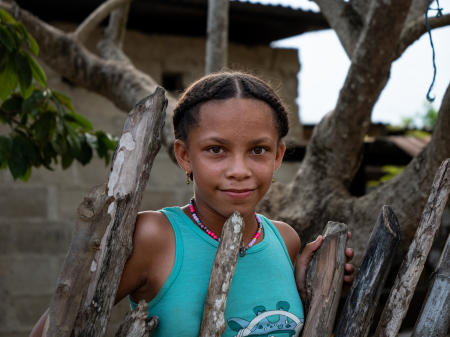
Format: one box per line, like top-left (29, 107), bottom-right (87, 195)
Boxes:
top-left (42, 88), bottom-right (167, 337)
top-left (334, 205), bottom-right (401, 337)
top-left (199, 212), bottom-right (245, 337)
top-left (374, 158), bottom-right (450, 337)
top-left (411, 234), bottom-right (450, 337)
top-left (301, 221), bottom-right (348, 337)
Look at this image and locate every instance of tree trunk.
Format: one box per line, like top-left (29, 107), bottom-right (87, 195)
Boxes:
top-left (374, 158), bottom-right (450, 337)
top-left (199, 212), bottom-right (244, 337)
top-left (334, 205), bottom-right (401, 337)
top-left (205, 0), bottom-right (229, 74)
top-left (302, 221), bottom-right (348, 337)
top-left (411, 234), bottom-right (450, 337)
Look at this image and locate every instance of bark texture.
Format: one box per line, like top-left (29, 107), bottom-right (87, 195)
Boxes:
top-left (114, 301), bottom-right (159, 337)
top-left (43, 184), bottom-right (112, 337)
top-left (76, 89), bottom-right (167, 336)
top-left (334, 206), bottom-right (401, 337)
top-left (199, 212), bottom-right (244, 337)
top-left (205, 0), bottom-right (229, 74)
top-left (41, 88), bottom-right (166, 337)
top-left (412, 234), bottom-right (450, 337)
top-left (374, 158), bottom-right (450, 337)
top-left (302, 221), bottom-right (348, 337)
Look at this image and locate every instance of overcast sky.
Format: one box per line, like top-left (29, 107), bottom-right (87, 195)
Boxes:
top-left (244, 0), bottom-right (450, 126)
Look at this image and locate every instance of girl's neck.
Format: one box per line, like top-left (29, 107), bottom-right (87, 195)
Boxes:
top-left (184, 198), bottom-right (260, 242)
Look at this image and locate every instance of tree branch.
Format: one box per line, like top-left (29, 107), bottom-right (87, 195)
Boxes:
top-left (0, 1), bottom-right (177, 149)
top-left (74, 0), bottom-right (130, 44)
top-left (97, 0), bottom-right (132, 62)
top-left (314, 0), bottom-right (363, 57)
top-left (396, 13), bottom-right (450, 59)
top-left (303, 0), bottom-right (413, 187)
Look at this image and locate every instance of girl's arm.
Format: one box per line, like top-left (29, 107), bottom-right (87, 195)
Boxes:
top-left (29, 211), bottom-right (174, 337)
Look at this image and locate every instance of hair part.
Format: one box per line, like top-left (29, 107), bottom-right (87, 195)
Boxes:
top-left (173, 71), bottom-right (289, 141)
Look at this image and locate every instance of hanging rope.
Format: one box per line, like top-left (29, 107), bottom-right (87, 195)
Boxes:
top-left (425, 0), bottom-right (443, 102)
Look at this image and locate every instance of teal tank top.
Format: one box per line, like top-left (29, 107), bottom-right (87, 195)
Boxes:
top-left (130, 206), bottom-right (304, 337)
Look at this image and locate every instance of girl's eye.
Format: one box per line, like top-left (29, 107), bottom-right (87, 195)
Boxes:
top-left (252, 147), bottom-right (267, 155)
top-left (208, 146), bottom-right (223, 154)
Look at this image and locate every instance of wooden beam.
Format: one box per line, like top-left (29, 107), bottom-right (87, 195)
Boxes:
top-left (412, 234), bottom-right (450, 337)
top-left (302, 221), bottom-right (348, 337)
top-left (335, 205), bottom-right (401, 337)
top-left (374, 158), bottom-right (450, 337)
top-left (199, 212), bottom-right (244, 337)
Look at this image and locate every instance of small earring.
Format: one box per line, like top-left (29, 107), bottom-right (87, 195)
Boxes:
top-left (186, 172), bottom-right (191, 185)
top-left (272, 177), bottom-right (275, 183)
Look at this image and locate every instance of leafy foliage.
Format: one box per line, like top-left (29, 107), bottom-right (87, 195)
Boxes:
top-left (0, 9), bottom-right (117, 181)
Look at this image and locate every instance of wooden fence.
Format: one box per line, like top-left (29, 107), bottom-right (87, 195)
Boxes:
top-left (41, 92), bottom-right (450, 337)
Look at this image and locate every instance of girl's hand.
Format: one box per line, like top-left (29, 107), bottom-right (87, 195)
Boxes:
top-left (295, 232), bottom-right (355, 302)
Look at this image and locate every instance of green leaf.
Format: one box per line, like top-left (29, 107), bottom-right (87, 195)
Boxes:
top-left (32, 112), bottom-right (55, 143)
top-left (0, 25), bottom-right (16, 52)
top-left (65, 111), bottom-right (93, 130)
top-left (18, 165), bottom-right (32, 181)
top-left (25, 53), bottom-right (46, 87)
top-left (22, 89), bottom-right (45, 114)
top-left (0, 9), bottom-right (15, 24)
top-left (0, 60), bottom-right (18, 101)
top-left (0, 135), bottom-right (12, 164)
top-left (8, 133), bottom-right (32, 179)
top-left (75, 135), bottom-right (93, 165)
top-left (96, 130), bottom-right (117, 150)
top-left (51, 135), bottom-right (67, 155)
top-left (52, 90), bottom-right (74, 112)
top-left (1, 94), bottom-right (22, 118)
top-left (61, 151), bottom-right (74, 169)
top-left (16, 23), bottom-right (39, 56)
top-left (14, 51), bottom-right (32, 98)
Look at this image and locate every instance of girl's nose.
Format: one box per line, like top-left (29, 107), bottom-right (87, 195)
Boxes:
top-left (225, 155), bottom-right (251, 180)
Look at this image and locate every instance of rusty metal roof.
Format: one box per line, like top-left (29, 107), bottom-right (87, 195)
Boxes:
top-left (386, 135), bottom-right (431, 157)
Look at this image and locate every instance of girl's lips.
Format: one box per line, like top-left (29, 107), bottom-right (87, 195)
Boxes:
top-left (221, 189), bottom-right (254, 199)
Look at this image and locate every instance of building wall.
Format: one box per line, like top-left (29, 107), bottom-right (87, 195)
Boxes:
top-left (0, 28), bottom-right (303, 336)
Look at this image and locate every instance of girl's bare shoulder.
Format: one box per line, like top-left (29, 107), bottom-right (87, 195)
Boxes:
top-left (270, 219), bottom-right (301, 264)
top-left (133, 210), bottom-right (173, 250)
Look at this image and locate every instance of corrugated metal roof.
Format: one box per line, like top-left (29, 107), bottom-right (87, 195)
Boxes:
top-left (387, 135), bottom-right (431, 157)
top-left (233, 0), bottom-right (319, 12)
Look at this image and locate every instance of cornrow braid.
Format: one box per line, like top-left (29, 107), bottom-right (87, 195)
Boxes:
top-left (173, 71), bottom-right (289, 141)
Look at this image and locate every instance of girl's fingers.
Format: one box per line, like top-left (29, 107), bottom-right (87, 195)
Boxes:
top-left (345, 247), bottom-right (354, 262)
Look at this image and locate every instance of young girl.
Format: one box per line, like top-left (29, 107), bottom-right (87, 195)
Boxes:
top-left (31, 71), bottom-right (353, 337)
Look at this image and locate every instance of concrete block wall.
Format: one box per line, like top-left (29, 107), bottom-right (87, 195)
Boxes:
top-left (0, 27), bottom-right (302, 336)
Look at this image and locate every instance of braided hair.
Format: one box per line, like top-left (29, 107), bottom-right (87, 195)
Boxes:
top-left (173, 72), bottom-right (289, 141)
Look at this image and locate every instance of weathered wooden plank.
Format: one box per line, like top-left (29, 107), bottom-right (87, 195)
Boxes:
top-left (302, 221), bottom-right (348, 337)
top-left (334, 205), bottom-right (401, 337)
top-left (411, 234), bottom-right (450, 337)
top-left (114, 301), bottom-right (158, 337)
top-left (43, 184), bottom-right (112, 337)
top-left (71, 88), bottom-right (166, 337)
top-left (374, 158), bottom-right (450, 337)
top-left (199, 212), bottom-right (245, 337)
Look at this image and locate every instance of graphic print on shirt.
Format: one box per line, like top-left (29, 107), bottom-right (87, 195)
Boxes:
top-left (227, 301), bottom-right (304, 337)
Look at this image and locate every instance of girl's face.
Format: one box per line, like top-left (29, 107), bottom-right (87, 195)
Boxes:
top-left (175, 98), bottom-right (286, 220)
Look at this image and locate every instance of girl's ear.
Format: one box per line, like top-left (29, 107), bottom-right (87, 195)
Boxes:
top-left (174, 139), bottom-right (192, 173)
top-left (274, 141), bottom-right (286, 171)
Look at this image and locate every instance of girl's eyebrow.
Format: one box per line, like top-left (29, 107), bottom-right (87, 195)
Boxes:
top-left (249, 137), bottom-right (273, 145)
top-left (202, 137), bottom-right (273, 146)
